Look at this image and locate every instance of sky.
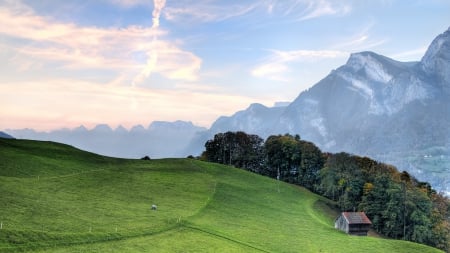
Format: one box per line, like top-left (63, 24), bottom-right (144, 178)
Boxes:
top-left (1, 0), bottom-right (450, 131)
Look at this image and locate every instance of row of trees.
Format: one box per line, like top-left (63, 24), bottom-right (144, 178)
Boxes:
top-left (201, 131), bottom-right (450, 251)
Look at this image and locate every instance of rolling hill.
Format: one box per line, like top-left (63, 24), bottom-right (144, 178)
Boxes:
top-left (0, 139), bottom-right (443, 252)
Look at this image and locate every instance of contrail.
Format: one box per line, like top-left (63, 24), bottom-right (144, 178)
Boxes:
top-left (132, 0), bottom-right (166, 87)
top-left (152, 0), bottom-right (166, 29)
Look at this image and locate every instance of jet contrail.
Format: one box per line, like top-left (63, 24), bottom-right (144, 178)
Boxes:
top-left (152, 0), bottom-right (166, 29)
top-left (132, 0), bottom-right (166, 87)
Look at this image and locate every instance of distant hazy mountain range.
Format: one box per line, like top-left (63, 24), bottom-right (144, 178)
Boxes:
top-left (6, 121), bottom-right (206, 159)
top-left (5, 27), bottom-right (449, 194)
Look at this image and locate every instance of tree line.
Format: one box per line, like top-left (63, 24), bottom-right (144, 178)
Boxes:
top-left (201, 131), bottom-right (450, 251)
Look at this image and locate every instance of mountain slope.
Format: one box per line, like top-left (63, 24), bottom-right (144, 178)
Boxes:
top-left (0, 131), bottom-right (13, 139)
top-left (184, 103), bottom-right (287, 157)
top-left (0, 138), bottom-right (442, 252)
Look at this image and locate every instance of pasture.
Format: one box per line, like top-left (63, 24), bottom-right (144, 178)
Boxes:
top-left (0, 139), bottom-right (443, 252)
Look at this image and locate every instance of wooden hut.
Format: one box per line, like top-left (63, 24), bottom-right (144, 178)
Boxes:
top-left (335, 212), bottom-right (372, 236)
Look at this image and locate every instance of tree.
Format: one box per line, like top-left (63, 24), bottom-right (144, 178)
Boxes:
top-left (297, 141), bottom-right (323, 191)
top-left (204, 131), bottom-right (264, 172)
top-left (359, 173), bottom-right (390, 232)
top-left (382, 181), bottom-right (404, 239)
top-left (264, 134), bottom-right (302, 182)
top-left (429, 192), bottom-right (450, 251)
top-left (319, 152), bottom-right (363, 210)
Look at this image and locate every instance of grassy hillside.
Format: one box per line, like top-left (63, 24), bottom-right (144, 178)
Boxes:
top-left (0, 138), bottom-right (443, 252)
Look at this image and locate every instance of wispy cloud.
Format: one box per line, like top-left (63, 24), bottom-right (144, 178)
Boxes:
top-left (163, 0), bottom-right (350, 24)
top-left (292, 0), bottom-right (351, 21)
top-left (0, 1), bottom-right (200, 83)
top-left (251, 49), bottom-right (347, 81)
top-left (391, 46), bottom-right (428, 61)
top-left (332, 22), bottom-right (388, 52)
top-left (266, 0), bottom-right (351, 21)
top-left (164, 1), bottom-right (259, 23)
top-left (108, 0), bottom-right (150, 8)
top-left (132, 0), bottom-right (166, 86)
top-left (152, 0), bottom-right (166, 28)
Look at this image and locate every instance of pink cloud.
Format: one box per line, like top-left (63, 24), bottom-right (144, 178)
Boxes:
top-left (0, 1), bottom-right (200, 82)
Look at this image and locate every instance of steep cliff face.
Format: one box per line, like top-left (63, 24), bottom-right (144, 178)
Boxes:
top-left (421, 27), bottom-right (450, 93)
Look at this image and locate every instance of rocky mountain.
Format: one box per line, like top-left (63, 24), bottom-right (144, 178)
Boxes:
top-left (6, 121), bottom-right (206, 159)
top-left (189, 27), bottom-right (450, 194)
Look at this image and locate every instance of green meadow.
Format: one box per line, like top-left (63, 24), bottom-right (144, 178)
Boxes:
top-left (0, 139), bottom-right (443, 252)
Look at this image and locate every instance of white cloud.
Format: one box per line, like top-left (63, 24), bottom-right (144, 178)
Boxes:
top-left (252, 62), bottom-right (290, 82)
top-left (265, 0), bottom-right (351, 21)
top-left (164, 1), bottom-right (259, 23)
top-left (109, 0), bottom-right (150, 8)
top-left (163, 0), bottom-right (350, 24)
top-left (331, 22), bottom-right (388, 52)
top-left (391, 46), bottom-right (428, 61)
top-left (251, 49), bottom-right (347, 81)
top-left (297, 0), bottom-right (351, 21)
top-left (152, 0), bottom-right (166, 28)
top-left (132, 0), bottom-right (166, 86)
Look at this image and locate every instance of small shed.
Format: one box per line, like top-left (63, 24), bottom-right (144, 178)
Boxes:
top-left (335, 212), bottom-right (372, 236)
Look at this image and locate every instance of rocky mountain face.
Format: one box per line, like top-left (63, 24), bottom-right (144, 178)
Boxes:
top-left (6, 121), bottom-right (206, 159)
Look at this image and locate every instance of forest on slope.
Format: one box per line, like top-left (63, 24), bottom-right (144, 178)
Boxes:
top-left (201, 131), bottom-right (450, 251)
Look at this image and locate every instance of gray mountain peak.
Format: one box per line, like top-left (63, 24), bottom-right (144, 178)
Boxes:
top-left (421, 27), bottom-right (450, 92)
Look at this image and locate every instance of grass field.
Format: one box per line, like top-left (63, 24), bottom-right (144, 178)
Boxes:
top-left (0, 138), bottom-right (443, 252)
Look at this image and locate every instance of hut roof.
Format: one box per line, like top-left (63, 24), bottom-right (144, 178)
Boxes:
top-left (342, 212), bottom-right (372, 225)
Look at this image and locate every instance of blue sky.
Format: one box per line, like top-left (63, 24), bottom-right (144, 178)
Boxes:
top-left (1, 0), bottom-right (449, 130)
